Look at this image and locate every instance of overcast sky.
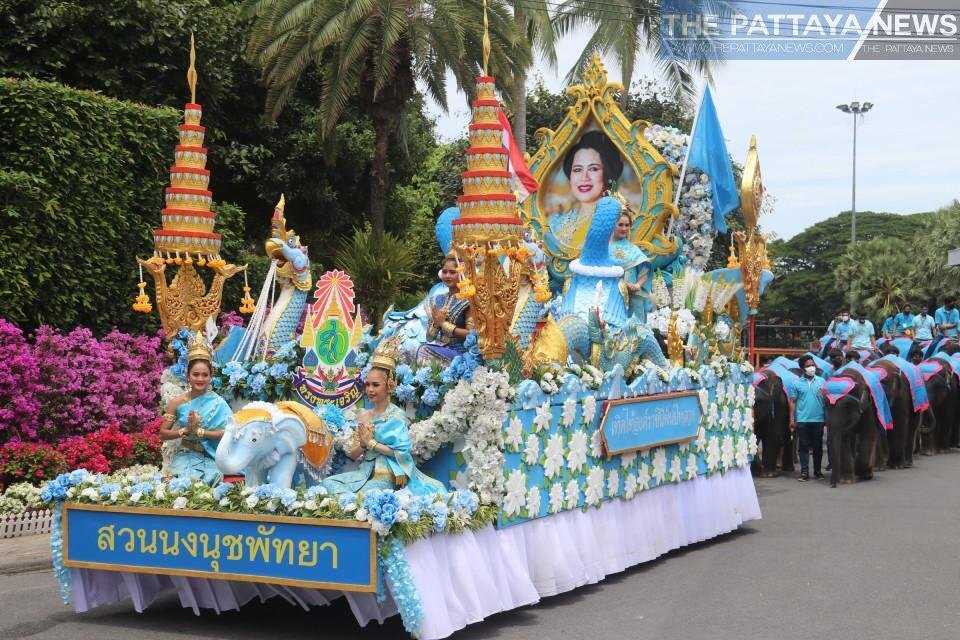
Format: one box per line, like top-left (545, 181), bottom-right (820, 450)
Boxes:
top-left (425, 31), bottom-right (960, 241)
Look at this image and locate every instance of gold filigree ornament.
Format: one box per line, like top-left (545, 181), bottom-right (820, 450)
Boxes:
top-left (735, 135), bottom-right (770, 311)
top-left (520, 55), bottom-right (679, 271)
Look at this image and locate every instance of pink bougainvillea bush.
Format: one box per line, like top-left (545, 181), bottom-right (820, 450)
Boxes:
top-left (0, 319), bottom-right (165, 444)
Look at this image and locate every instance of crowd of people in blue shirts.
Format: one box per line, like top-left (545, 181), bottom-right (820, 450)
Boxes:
top-left (823, 297), bottom-right (960, 351)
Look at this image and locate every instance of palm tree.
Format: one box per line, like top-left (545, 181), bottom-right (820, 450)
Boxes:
top-left (553, 0), bottom-right (722, 107)
top-left (243, 0), bottom-right (531, 233)
top-left (510, 1), bottom-right (557, 152)
top-left (835, 237), bottom-right (920, 317)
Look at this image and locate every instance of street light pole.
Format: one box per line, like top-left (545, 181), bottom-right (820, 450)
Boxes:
top-left (836, 101), bottom-right (873, 308)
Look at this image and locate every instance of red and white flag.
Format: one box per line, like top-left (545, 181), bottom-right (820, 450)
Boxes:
top-left (496, 107), bottom-right (538, 201)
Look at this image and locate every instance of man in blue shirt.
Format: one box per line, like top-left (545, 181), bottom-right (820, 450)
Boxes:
top-left (893, 303), bottom-right (915, 337)
top-left (913, 304), bottom-right (936, 340)
top-left (848, 311), bottom-right (876, 350)
top-left (880, 314), bottom-right (895, 339)
top-left (935, 297), bottom-right (959, 338)
top-left (789, 355), bottom-right (827, 481)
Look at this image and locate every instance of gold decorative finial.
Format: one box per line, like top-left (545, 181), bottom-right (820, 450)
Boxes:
top-left (740, 134), bottom-right (763, 231)
top-left (482, 0), bottom-right (491, 76)
top-left (371, 336), bottom-right (404, 374)
top-left (187, 330), bottom-right (212, 363)
top-left (727, 242), bottom-right (740, 269)
top-left (187, 32), bottom-right (198, 104)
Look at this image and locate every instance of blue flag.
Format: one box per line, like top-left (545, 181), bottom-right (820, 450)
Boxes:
top-left (687, 86), bottom-right (738, 234)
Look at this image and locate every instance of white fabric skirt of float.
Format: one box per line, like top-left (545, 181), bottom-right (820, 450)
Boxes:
top-left (71, 467), bottom-right (761, 639)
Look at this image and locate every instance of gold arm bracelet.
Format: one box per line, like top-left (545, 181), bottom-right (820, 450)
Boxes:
top-left (441, 321), bottom-right (456, 334)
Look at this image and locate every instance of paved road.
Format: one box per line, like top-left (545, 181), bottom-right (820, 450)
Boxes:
top-left (2, 453), bottom-right (959, 640)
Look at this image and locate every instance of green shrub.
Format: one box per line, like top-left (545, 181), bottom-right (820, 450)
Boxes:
top-left (335, 227), bottom-right (415, 329)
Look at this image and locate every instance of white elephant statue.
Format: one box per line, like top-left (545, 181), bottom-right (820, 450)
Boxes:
top-left (216, 400), bottom-right (326, 489)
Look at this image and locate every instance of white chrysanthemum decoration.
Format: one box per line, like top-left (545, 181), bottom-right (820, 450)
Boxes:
top-left (707, 402), bottom-right (720, 430)
top-left (619, 450), bottom-right (637, 469)
top-left (716, 381), bottom-right (727, 403)
top-left (735, 383), bottom-right (746, 405)
top-left (543, 433), bottom-right (565, 479)
top-left (561, 397), bottom-right (578, 428)
top-left (548, 483), bottom-right (565, 514)
top-left (695, 426), bottom-right (708, 452)
top-left (706, 436), bottom-right (722, 471)
top-left (582, 395), bottom-right (597, 424)
top-left (698, 388), bottom-right (709, 412)
top-left (714, 320), bottom-right (731, 341)
top-left (534, 401), bottom-right (552, 433)
top-left (565, 478), bottom-right (581, 510)
top-left (748, 432), bottom-right (758, 456)
top-left (747, 384), bottom-right (756, 404)
top-left (686, 453), bottom-right (699, 480)
top-left (606, 469), bottom-right (620, 498)
top-left (585, 467), bottom-right (605, 505)
top-left (589, 429), bottom-right (604, 458)
top-left (719, 405), bottom-right (731, 429)
top-left (567, 430), bottom-right (588, 473)
top-left (638, 462), bottom-right (651, 490)
top-left (624, 473), bottom-right (638, 499)
top-left (451, 470), bottom-right (470, 491)
top-left (731, 408), bottom-right (743, 433)
top-left (525, 486), bottom-right (542, 517)
top-left (721, 435), bottom-right (735, 470)
top-left (523, 433), bottom-right (541, 466)
top-left (505, 415), bottom-right (524, 451)
top-left (734, 435), bottom-right (749, 468)
top-left (669, 455), bottom-right (684, 483)
top-left (503, 469), bottom-right (527, 517)
top-left (652, 448), bottom-right (667, 483)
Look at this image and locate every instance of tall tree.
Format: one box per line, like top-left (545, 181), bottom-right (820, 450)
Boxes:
top-left (910, 200), bottom-right (960, 301)
top-left (834, 238), bottom-right (920, 317)
top-left (243, 0), bottom-right (531, 233)
top-left (510, 0), bottom-right (556, 152)
top-left (553, 0), bottom-right (719, 107)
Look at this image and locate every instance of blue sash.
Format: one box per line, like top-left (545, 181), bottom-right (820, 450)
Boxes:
top-left (835, 361), bottom-right (893, 430)
top-left (876, 355), bottom-right (929, 413)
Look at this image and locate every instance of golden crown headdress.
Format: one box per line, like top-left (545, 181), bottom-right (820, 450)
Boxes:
top-left (187, 330), bottom-right (213, 363)
top-left (370, 336), bottom-right (403, 373)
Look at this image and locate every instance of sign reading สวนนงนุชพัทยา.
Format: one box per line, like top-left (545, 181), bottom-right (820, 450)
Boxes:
top-left (62, 504), bottom-right (376, 591)
top-left (600, 392), bottom-right (703, 455)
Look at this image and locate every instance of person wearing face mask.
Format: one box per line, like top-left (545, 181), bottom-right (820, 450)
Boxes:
top-left (912, 304), bottom-right (936, 341)
top-left (789, 355), bottom-right (826, 481)
top-left (880, 312), bottom-right (896, 340)
top-left (935, 296), bottom-right (959, 338)
top-left (893, 303), bottom-right (915, 337)
top-left (828, 311), bottom-right (852, 342)
top-left (848, 311), bottom-right (876, 350)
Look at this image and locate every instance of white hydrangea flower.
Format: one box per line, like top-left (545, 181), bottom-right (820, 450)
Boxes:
top-left (503, 469), bottom-right (527, 517)
top-left (567, 430), bottom-right (588, 473)
top-left (585, 467), bottom-right (605, 505)
top-left (172, 496), bottom-right (188, 509)
top-left (582, 395), bottom-right (597, 424)
top-left (505, 415), bottom-right (524, 451)
top-left (524, 433), bottom-right (541, 466)
top-left (534, 401), bottom-right (552, 433)
top-left (562, 397), bottom-right (578, 427)
top-left (606, 469), bottom-right (620, 498)
top-left (549, 482), bottom-right (565, 514)
top-left (565, 478), bottom-right (581, 510)
top-left (652, 448), bottom-right (668, 484)
top-left (525, 486), bottom-right (542, 517)
top-left (544, 433), bottom-right (565, 479)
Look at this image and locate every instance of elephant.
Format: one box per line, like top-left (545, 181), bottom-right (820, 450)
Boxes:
top-left (751, 370), bottom-right (793, 477)
top-left (825, 374), bottom-right (879, 486)
top-left (919, 358), bottom-right (958, 454)
top-left (868, 359), bottom-right (913, 469)
top-left (216, 400), bottom-right (313, 489)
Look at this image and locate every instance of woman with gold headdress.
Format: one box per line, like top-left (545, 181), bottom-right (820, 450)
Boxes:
top-left (158, 332), bottom-right (233, 484)
top-left (323, 336), bottom-right (445, 496)
top-left (610, 209), bottom-right (652, 322)
top-left (417, 256), bottom-right (472, 365)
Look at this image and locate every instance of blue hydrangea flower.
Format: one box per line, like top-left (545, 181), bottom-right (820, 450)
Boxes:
top-left (254, 484), bottom-right (281, 500)
top-left (395, 364), bottom-right (413, 383)
top-left (337, 492), bottom-right (358, 509)
top-left (363, 489), bottom-right (400, 527)
top-left (250, 373), bottom-right (267, 392)
top-left (268, 363), bottom-right (289, 377)
top-left (251, 361), bottom-right (268, 374)
top-left (177, 327), bottom-right (191, 340)
top-left (430, 502), bottom-right (448, 532)
top-left (129, 481), bottom-right (153, 496)
top-left (317, 404), bottom-right (345, 430)
top-left (354, 352), bottom-right (369, 366)
top-left (211, 377), bottom-right (222, 390)
top-left (279, 488), bottom-right (298, 508)
top-left (169, 477), bottom-right (192, 492)
top-left (306, 485), bottom-right (329, 500)
top-left (452, 490), bottom-right (479, 514)
top-left (414, 367), bottom-right (432, 386)
top-left (213, 482), bottom-right (234, 501)
top-left (171, 362), bottom-right (187, 381)
top-left (463, 332), bottom-right (477, 349)
top-left (396, 383), bottom-right (417, 404)
top-left (99, 483), bottom-right (121, 498)
top-left (421, 386), bottom-right (440, 407)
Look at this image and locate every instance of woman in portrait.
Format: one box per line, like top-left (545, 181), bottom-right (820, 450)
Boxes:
top-left (323, 337), bottom-right (445, 496)
top-left (158, 332), bottom-right (231, 484)
top-left (545, 130), bottom-right (624, 260)
top-left (417, 256), bottom-right (472, 365)
top-left (609, 210), bottom-right (652, 322)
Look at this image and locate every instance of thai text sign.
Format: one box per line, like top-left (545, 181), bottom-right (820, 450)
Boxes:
top-left (600, 392), bottom-right (702, 455)
top-left (63, 504), bottom-right (376, 591)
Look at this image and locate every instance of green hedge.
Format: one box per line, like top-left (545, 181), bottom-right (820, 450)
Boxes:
top-left (0, 77), bottom-right (247, 334)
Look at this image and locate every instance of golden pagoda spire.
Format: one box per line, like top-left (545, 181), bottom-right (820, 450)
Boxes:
top-left (482, 0), bottom-right (491, 76)
top-left (187, 32), bottom-right (198, 105)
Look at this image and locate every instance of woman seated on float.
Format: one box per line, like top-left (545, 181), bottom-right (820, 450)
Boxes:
top-left (546, 130), bottom-right (624, 259)
top-left (417, 256), bottom-right (472, 365)
top-left (158, 332), bottom-right (231, 484)
top-left (609, 208), bottom-right (652, 322)
top-left (324, 338), bottom-right (445, 496)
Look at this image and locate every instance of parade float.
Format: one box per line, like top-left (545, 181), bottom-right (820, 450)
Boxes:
top-left (43, 34), bottom-right (774, 640)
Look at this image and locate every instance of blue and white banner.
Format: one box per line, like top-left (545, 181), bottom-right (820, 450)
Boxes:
top-left (63, 504), bottom-right (376, 591)
top-left (600, 392), bottom-right (703, 455)
top-left (661, 0), bottom-right (960, 60)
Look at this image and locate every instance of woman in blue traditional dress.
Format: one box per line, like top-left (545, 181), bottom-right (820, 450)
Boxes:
top-left (417, 256), bottom-right (472, 365)
top-left (609, 210), bottom-right (652, 322)
top-left (324, 337), bottom-right (445, 496)
top-left (158, 333), bottom-right (232, 484)
top-left (545, 131), bottom-right (624, 261)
